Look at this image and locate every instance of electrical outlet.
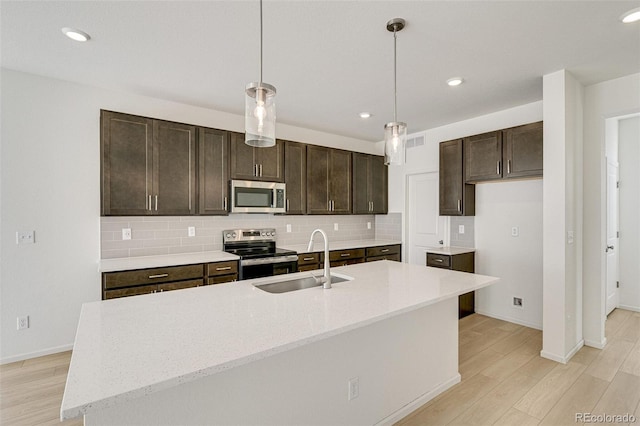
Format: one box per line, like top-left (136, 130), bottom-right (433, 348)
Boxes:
top-left (16, 231), bottom-right (35, 244)
top-left (334, 223), bottom-right (339, 231)
top-left (458, 225), bottom-right (465, 234)
top-left (513, 297), bottom-right (523, 308)
top-left (17, 316), bottom-right (29, 330)
top-left (367, 222), bottom-right (371, 230)
top-left (511, 226), bottom-right (519, 237)
top-left (122, 228), bottom-right (132, 240)
top-left (188, 226), bottom-right (196, 237)
top-left (567, 231), bottom-right (574, 245)
top-left (286, 224), bottom-right (292, 233)
top-left (348, 377), bottom-right (359, 400)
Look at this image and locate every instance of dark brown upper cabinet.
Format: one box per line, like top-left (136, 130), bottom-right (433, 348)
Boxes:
top-left (464, 121), bottom-right (543, 183)
top-left (198, 128), bottom-right (230, 215)
top-left (101, 110), bottom-right (196, 216)
top-left (229, 132), bottom-right (284, 182)
top-left (439, 139), bottom-right (475, 216)
top-left (283, 140), bottom-right (307, 215)
top-left (352, 153), bottom-right (388, 214)
top-left (306, 146), bottom-right (352, 214)
top-left (503, 121), bottom-right (543, 179)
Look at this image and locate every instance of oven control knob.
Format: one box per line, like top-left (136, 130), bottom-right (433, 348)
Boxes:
top-left (261, 232), bottom-right (266, 236)
top-left (232, 232), bottom-right (237, 238)
top-left (225, 233), bottom-right (231, 239)
top-left (272, 231), bottom-right (276, 236)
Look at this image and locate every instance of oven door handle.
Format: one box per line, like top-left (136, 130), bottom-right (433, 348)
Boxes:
top-left (241, 255), bottom-right (299, 266)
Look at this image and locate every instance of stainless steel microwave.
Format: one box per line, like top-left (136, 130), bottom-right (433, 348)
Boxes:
top-left (230, 180), bottom-right (286, 213)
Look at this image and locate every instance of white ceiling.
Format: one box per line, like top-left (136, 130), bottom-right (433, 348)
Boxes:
top-left (2, 1), bottom-right (639, 142)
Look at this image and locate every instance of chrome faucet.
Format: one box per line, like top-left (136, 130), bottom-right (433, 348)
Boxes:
top-left (307, 229), bottom-right (331, 289)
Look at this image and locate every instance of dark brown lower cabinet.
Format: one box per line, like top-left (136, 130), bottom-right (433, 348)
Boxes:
top-left (329, 248), bottom-right (365, 267)
top-left (365, 244), bottom-right (401, 262)
top-left (426, 251), bottom-right (475, 319)
top-left (102, 260), bottom-right (238, 300)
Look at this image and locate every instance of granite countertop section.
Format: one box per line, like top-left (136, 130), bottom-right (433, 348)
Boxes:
top-left (61, 261), bottom-right (498, 419)
top-left (425, 247), bottom-right (476, 256)
top-left (99, 251), bottom-right (240, 273)
top-left (280, 239), bottom-right (402, 254)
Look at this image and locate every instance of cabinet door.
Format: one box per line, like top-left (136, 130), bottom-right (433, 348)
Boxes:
top-left (369, 155), bottom-right (388, 214)
top-left (284, 141), bottom-right (306, 214)
top-left (440, 139), bottom-right (474, 216)
top-left (101, 110), bottom-right (153, 215)
top-left (352, 153), bottom-right (370, 214)
top-left (306, 145), bottom-right (330, 214)
top-left (329, 149), bottom-right (352, 214)
top-left (230, 132), bottom-right (257, 180)
top-left (464, 131), bottom-right (503, 183)
top-left (503, 121), bottom-right (543, 179)
top-left (255, 140), bottom-right (284, 182)
top-left (153, 120), bottom-right (197, 215)
top-left (198, 128), bottom-right (229, 215)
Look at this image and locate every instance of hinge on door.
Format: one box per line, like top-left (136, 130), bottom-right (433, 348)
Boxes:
top-left (617, 181), bottom-right (620, 188)
top-left (617, 281), bottom-right (620, 288)
top-left (617, 231), bottom-right (619, 238)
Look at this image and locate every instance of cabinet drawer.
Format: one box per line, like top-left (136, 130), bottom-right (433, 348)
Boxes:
top-left (207, 274), bottom-right (237, 285)
top-left (366, 245), bottom-right (400, 258)
top-left (366, 253), bottom-right (401, 262)
top-left (104, 284), bottom-right (158, 299)
top-left (104, 264), bottom-right (204, 289)
top-left (157, 279), bottom-right (203, 292)
top-left (329, 248), bottom-right (365, 262)
top-left (330, 258), bottom-right (364, 267)
top-left (207, 261), bottom-right (238, 277)
top-left (298, 253), bottom-right (320, 266)
top-left (298, 264), bottom-right (320, 272)
top-left (426, 253), bottom-right (451, 268)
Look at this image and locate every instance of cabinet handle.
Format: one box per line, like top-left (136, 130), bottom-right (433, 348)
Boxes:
top-left (381, 249), bottom-right (389, 253)
top-left (223, 197), bottom-right (228, 211)
top-left (254, 164), bottom-right (258, 177)
top-left (215, 266), bottom-right (232, 271)
top-left (159, 289), bottom-right (164, 292)
top-left (340, 253), bottom-right (350, 257)
top-left (286, 199), bottom-right (290, 212)
top-left (434, 259), bottom-right (443, 263)
top-left (507, 159), bottom-right (511, 174)
top-left (457, 199), bottom-right (461, 212)
top-left (259, 164), bottom-right (263, 177)
top-left (148, 273), bottom-right (169, 279)
top-left (371, 201), bottom-right (374, 212)
top-left (155, 195), bottom-right (158, 211)
top-left (148, 195), bottom-right (152, 211)
top-left (303, 257), bottom-right (314, 261)
top-left (496, 161), bottom-right (501, 175)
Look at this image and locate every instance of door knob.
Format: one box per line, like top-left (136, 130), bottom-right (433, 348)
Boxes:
top-left (606, 245), bottom-right (614, 252)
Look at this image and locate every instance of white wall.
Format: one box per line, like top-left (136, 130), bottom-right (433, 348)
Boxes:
top-left (0, 69), bottom-right (377, 363)
top-left (541, 70), bottom-right (584, 362)
top-left (619, 115), bottom-right (640, 312)
top-left (475, 180), bottom-right (543, 329)
top-left (583, 73), bottom-right (640, 348)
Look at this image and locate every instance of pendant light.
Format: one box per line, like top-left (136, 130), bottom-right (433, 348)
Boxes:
top-left (245, 0), bottom-right (276, 147)
top-left (384, 18), bottom-right (407, 166)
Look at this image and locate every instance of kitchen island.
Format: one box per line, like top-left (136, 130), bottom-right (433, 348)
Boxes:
top-left (61, 260), bottom-right (498, 425)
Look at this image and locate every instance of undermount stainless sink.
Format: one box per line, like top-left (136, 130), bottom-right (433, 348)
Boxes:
top-left (253, 274), bottom-right (353, 294)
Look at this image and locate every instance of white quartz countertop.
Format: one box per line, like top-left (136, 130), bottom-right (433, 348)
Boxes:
top-left (99, 251), bottom-right (239, 272)
top-left (61, 260), bottom-right (498, 420)
top-left (281, 239), bottom-right (401, 254)
top-left (425, 246), bottom-right (476, 256)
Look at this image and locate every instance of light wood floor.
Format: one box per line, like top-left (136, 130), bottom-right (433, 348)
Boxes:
top-left (1, 310), bottom-right (639, 425)
top-left (397, 308), bottom-right (640, 425)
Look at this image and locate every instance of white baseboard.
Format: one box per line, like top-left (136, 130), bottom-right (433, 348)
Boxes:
top-left (474, 309), bottom-right (542, 330)
top-left (541, 340), bottom-right (585, 364)
top-left (584, 337), bottom-right (607, 349)
top-left (618, 304), bottom-right (640, 313)
top-left (375, 374), bottom-right (462, 426)
top-left (0, 343), bottom-right (74, 365)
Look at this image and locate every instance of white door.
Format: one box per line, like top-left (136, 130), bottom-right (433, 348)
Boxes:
top-left (406, 173), bottom-right (445, 265)
top-left (606, 158), bottom-right (620, 315)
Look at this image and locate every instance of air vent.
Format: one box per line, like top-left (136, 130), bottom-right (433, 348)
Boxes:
top-left (406, 134), bottom-right (425, 149)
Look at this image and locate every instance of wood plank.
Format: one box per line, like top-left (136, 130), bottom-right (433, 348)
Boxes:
top-left (458, 348), bottom-right (504, 380)
top-left (480, 344), bottom-right (537, 382)
top-left (591, 371), bottom-right (640, 420)
top-left (620, 340), bottom-right (640, 377)
top-left (539, 373), bottom-right (609, 425)
top-left (493, 408), bottom-right (541, 426)
top-left (584, 338), bottom-right (635, 382)
top-left (614, 316), bottom-right (640, 343)
top-left (491, 327), bottom-right (539, 355)
top-left (568, 345), bottom-right (601, 367)
top-left (517, 356), bottom-right (558, 380)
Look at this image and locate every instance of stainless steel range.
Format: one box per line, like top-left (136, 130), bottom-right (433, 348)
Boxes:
top-left (223, 228), bottom-right (298, 280)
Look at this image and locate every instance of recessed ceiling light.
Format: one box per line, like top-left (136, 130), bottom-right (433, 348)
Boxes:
top-left (61, 27), bottom-right (91, 42)
top-left (621, 7), bottom-right (640, 23)
top-left (447, 77), bottom-right (464, 87)
top-left (359, 112), bottom-right (372, 119)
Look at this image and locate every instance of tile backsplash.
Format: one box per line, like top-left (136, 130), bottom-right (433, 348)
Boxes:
top-left (449, 216), bottom-right (475, 248)
top-left (375, 212), bottom-right (402, 241)
top-left (101, 214), bottom-right (379, 259)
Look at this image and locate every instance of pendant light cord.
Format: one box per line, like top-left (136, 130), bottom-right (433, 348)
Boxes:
top-left (393, 27), bottom-right (397, 122)
top-left (259, 0), bottom-right (263, 84)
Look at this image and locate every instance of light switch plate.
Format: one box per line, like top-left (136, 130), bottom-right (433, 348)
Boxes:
top-left (334, 223), bottom-right (339, 231)
top-left (367, 222), bottom-right (371, 230)
top-left (122, 228), bottom-right (132, 240)
top-left (567, 231), bottom-right (574, 244)
top-left (286, 224), bottom-right (292, 233)
top-left (458, 225), bottom-right (465, 234)
top-left (188, 226), bottom-right (196, 237)
top-left (16, 231), bottom-right (35, 244)
top-left (511, 226), bottom-right (519, 237)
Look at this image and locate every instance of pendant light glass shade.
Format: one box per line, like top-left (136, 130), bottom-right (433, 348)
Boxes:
top-left (384, 18), bottom-right (406, 166)
top-left (245, 82), bottom-right (276, 147)
top-left (245, 0), bottom-right (276, 148)
top-left (384, 121), bottom-right (406, 166)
